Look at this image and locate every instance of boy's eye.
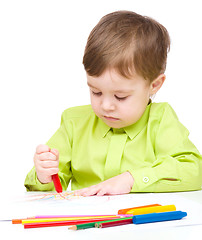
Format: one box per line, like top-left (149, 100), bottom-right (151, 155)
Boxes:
top-left (115, 95), bottom-right (128, 101)
top-left (92, 91), bottom-right (102, 96)
top-left (91, 90), bottom-right (128, 100)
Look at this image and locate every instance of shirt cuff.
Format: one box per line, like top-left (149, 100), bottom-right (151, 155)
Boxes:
top-left (128, 156), bottom-right (182, 192)
top-left (129, 167), bottom-right (159, 192)
top-left (24, 167), bottom-right (54, 191)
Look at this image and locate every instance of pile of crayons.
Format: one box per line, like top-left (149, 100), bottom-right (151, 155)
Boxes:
top-left (12, 204), bottom-right (187, 230)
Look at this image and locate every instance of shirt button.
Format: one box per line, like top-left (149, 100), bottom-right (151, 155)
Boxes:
top-left (143, 177), bottom-right (149, 183)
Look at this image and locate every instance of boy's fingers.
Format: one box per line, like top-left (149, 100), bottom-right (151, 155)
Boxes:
top-left (50, 148), bottom-right (59, 157)
top-left (82, 185), bottom-right (101, 197)
top-left (41, 168), bottom-right (59, 177)
top-left (36, 144), bottom-right (50, 154)
top-left (38, 152), bottom-right (57, 161)
top-left (74, 183), bottom-right (107, 196)
top-left (96, 189), bottom-right (107, 196)
top-left (74, 188), bottom-right (87, 196)
top-left (74, 187), bottom-right (93, 196)
top-left (40, 160), bottom-right (59, 169)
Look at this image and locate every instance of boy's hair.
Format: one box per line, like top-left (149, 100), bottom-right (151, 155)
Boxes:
top-left (83, 11), bottom-right (170, 82)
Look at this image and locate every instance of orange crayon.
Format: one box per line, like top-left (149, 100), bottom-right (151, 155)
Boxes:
top-left (118, 204), bottom-right (161, 215)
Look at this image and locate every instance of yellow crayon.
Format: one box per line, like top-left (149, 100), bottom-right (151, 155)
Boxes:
top-left (21, 215), bottom-right (120, 224)
top-left (126, 205), bottom-right (176, 215)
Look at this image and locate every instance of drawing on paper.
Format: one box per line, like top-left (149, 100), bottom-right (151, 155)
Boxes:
top-left (25, 191), bottom-right (81, 201)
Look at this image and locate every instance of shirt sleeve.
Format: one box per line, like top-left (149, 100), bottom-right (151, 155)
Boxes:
top-left (130, 104), bottom-right (202, 192)
top-left (24, 111), bottom-right (72, 191)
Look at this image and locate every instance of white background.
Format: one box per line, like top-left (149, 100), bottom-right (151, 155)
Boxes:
top-left (0, 0), bottom-right (202, 194)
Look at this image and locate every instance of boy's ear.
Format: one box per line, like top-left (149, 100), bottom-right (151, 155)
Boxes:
top-left (150, 74), bottom-right (166, 95)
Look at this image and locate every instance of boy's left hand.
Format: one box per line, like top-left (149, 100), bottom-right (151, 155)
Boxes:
top-left (74, 172), bottom-right (134, 196)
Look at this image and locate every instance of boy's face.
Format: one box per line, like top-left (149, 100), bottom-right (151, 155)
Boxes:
top-left (87, 69), bottom-right (161, 129)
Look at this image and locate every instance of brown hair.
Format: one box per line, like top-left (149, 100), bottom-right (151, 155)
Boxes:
top-left (83, 11), bottom-right (170, 81)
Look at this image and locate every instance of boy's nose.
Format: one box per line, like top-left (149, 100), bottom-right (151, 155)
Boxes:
top-left (101, 98), bottom-right (115, 112)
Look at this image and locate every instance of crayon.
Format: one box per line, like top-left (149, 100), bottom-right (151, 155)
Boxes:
top-left (0, 220), bottom-right (12, 222)
top-left (24, 217), bottom-right (120, 229)
top-left (132, 211), bottom-right (187, 224)
top-left (126, 205), bottom-right (176, 215)
top-left (12, 219), bottom-right (25, 224)
top-left (12, 217), bottom-right (35, 224)
top-left (118, 204), bottom-right (161, 215)
top-left (68, 222), bottom-right (97, 230)
top-left (96, 217), bottom-right (133, 228)
top-left (69, 217), bottom-right (132, 230)
top-left (35, 214), bottom-right (131, 218)
top-left (22, 215), bottom-right (121, 224)
top-left (52, 174), bottom-right (63, 193)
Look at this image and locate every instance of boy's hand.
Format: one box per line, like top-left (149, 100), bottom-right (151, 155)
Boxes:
top-left (74, 172), bottom-right (134, 197)
top-left (34, 144), bottom-right (59, 184)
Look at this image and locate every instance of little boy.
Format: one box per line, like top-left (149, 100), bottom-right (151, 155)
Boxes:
top-left (25, 11), bottom-right (202, 196)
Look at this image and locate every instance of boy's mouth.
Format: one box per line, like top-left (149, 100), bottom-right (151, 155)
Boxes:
top-left (103, 116), bottom-right (120, 121)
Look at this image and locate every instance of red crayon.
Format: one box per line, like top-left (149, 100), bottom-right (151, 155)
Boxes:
top-left (24, 217), bottom-right (119, 229)
top-left (96, 218), bottom-right (133, 228)
top-left (52, 174), bottom-right (63, 193)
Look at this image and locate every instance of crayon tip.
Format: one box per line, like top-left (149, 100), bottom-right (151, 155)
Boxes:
top-left (68, 225), bottom-right (77, 230)
top-left (52, 174), bottom-right (63, 193)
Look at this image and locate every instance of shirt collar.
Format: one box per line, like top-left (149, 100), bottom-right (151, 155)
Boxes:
top-left (98, 118), bottom-right (111, 138)
top-left (98, 102), bottom-right (151, 139)
top-left (123, 103), bottom-right (151, 140)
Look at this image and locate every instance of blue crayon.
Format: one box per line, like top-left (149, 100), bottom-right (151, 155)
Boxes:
top-left (133, 211), bottom-right (187, 224)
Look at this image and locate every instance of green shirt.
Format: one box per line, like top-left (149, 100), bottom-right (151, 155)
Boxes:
top-left (24, 102), bottom-right (202, 192)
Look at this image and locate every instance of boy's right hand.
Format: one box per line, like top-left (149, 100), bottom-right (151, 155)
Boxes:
top-left (34, 144), bottom-right (59, 184)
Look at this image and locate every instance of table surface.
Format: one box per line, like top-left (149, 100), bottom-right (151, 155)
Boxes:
top-left (0, 190), bottom-right (202, 240)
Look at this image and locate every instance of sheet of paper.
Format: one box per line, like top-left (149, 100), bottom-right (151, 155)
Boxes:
top-left (0, 191), bottom-right (202, 240)
top-left (1, 191), bottom-right (202, 223)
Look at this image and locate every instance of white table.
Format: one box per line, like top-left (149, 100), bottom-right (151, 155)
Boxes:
top-left (0, 191), bottom-right (202, 240)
